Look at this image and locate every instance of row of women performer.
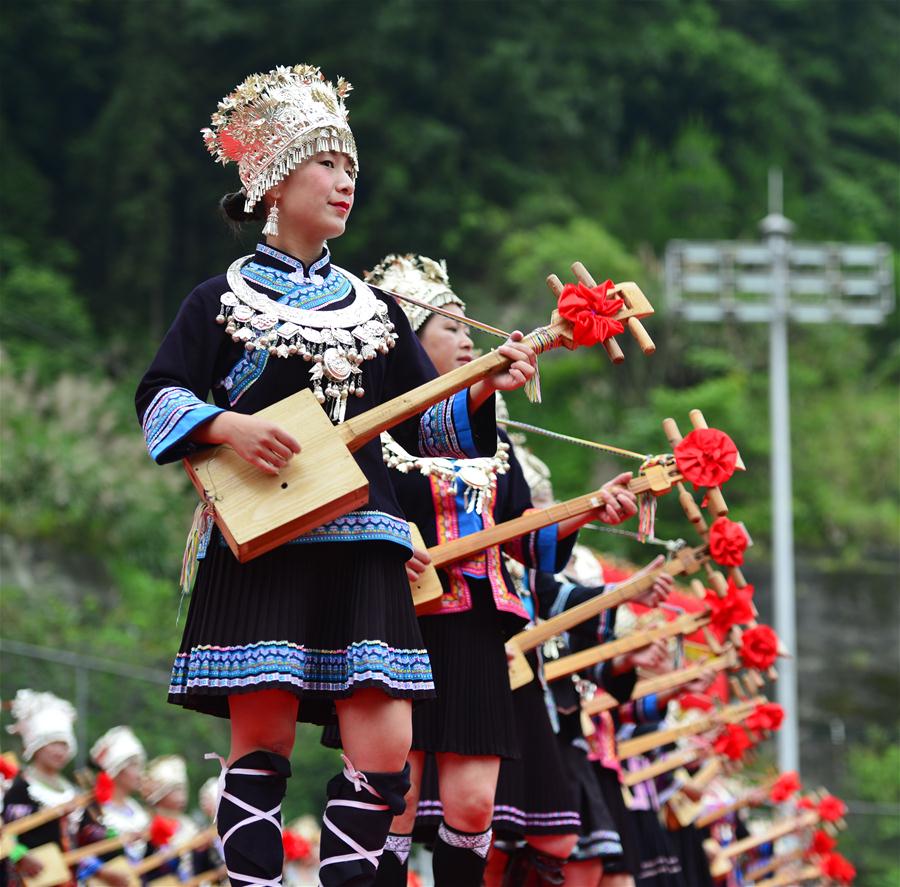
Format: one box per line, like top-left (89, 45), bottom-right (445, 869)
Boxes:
top-left (132, 62), bottom-right (690, 887)
top-left (1, 693), bottom-right (227, 884)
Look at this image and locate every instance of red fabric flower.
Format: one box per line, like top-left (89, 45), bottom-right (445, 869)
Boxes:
top-left (797, 795), bottom-right (817, 810)
top-left (94, 771), bottom-right (116, 805)
top-left (283, 829), bottom-right (312, 861)
top-left (745, 702), bottom-right (785, 732)
top-left (557, 280), bottom-right (624, 347)
top-left (149, 815), bottom-right (179, 847)
top-left (739, 624), bottom-right (779, 669)
top-left (407, 872), bottom-right (424, 887)
top-left (713, 724), bottom-right (753, 760)
top-left (808, 829), bottom-right (837, 856)
top-left (0, 756), bottom-right (18, 780)
top-left (820, 851), bottom-right (856, 883)
top-left (674, 428), bottom-right (739, 488)
top-left (708, 516), bottom-right (749, 566)
top-left (705, 580), bottom-right (755, 639)
top-left (818, 794), bottom-right (848, 823)
top-left (770, 771), bottom-right (802, 802)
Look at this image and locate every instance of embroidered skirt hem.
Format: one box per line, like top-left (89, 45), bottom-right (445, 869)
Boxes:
top-left (167, 540), bottom-right (434, 725)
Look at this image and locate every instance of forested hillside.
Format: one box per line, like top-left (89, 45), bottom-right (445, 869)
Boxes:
top-left (1, 1), bottom-right (897, 880)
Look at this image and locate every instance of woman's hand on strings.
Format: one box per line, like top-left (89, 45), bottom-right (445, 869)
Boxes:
top-left (593, 472), bottom-right (638, 525)
top-left (199, 412), bottom-right (301, 476)
top-left (405, 547), bottom-right (432, 583)
top-left (637, 570), bottom-right (675, 608)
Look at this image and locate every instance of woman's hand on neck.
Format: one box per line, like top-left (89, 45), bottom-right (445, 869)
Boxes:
top-left (265, 232), bottom-right (326, 268)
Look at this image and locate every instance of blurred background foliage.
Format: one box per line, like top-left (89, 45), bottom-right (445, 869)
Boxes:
top-left (0, 0), bottom-right (897, 878)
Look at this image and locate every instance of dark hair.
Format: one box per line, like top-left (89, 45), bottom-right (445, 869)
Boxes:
top-left (219, 190), bottom-right (266, 225)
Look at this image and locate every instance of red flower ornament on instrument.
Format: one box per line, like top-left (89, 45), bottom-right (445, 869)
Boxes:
top-left (709, 516), bottom-right (749, 566)
top-left (820, 851), bottom-right (856, 884)
top-left (818, 794), bottom-right (847, 823)
top-left (283, 829), bottom-right (312, 860)
top-left (769, 770), bottom-right (801, 802)
top-left (149, 814), bottom-right (179, 847)
top-left (94, 770), bottom-right (115, 804)
top-left (0, 756), bottom-right (18, 780)
top-left (705, 579), bottom-right (755, 639)
top-left (797, 795), bottom-right (817, 810)
top-left (739, 624), bottom-right (779, 669)
top-left (557, 280), bottom-right (624, 347)
top-left (808, 829), bottom-right (837, 856)
top-left (674, 428), bottom-right (738, 489)
top-left (745, 702), bottom-right (785, 732)
top-left (713, 723), bottom-right (753, 761)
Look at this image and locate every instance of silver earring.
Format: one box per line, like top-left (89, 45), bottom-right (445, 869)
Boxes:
top-left (262, 199), bottom-right (279, 237)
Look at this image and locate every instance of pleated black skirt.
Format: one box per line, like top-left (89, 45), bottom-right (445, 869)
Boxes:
top-left (593, 763), bottom-right (643, 875)
top-left (491, 669), bottom-right (581, 837)
top-left (668, 824), bottom-right (714, 887)
top-left (411, 577), bottom-right (520, 758)
top-left (630, 809), bottom-right (685, 886)
top-left (168, 537), bottom-right (434, 725)
top-left (557, 741), bottom-right (622, 861)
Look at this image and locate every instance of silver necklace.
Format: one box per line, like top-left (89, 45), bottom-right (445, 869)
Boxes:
top-left (217, 257), bottom-right (398, 422)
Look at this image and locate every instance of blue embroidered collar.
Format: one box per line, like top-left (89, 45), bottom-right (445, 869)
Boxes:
top-left (252, 242), bottom-right (332, 285)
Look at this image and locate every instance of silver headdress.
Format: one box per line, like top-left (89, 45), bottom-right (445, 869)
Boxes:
top-left (365, 254), bottom-right (465, 332)
top-left (7, 689), bottom-right (77, 762)
top-left (203, 64), bottom-right (357, 213)
top-left (143, 754), bottom-right (188, 805)
top-left (90, 725), bottom-right (146, 777)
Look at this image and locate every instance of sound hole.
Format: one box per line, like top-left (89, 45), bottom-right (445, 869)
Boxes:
top-left (281, 482), bottom-right (288, 489)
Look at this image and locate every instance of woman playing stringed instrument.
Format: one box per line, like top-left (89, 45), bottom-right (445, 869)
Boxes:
top-left (2, 690), bottom-right (81, 879)
top-left (135, 66), bottom-right (538, 887)
top-left (352, 254), bottom-right (639, 887)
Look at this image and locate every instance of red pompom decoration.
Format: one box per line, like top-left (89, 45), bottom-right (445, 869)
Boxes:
top-left (797, 795), bottom-right (817, 810)
top-left (149, 815), bottom-right (179, 847)
top-left (739, 625), bottom-right (779, 669)
top-left (808, 829), bottom-right (837, 856)
top-left (708, 516), bottom-right (749, 566)
top-left (557, 280), bottom-right (625, 347)
top-left (705, 580), bottom-right (755, 639)
top-left (283, 829), bottom-right (312, 861)
top-left (745, 702), bottom-right (785, 732)
top-left (94, 770), bottom-right (115, 805)
top-left (818, 794), bottom-right (848, 823)
top-left (820, 851), bottom-right (856, 884)
top-left (674, 428), bottom-right (738, 488)
top-left (770, 771), bottom-right (802, 802)
top-left (0, 756), bottom-right (19, 780)
top-left (713, 723), bottom-right (753, 761)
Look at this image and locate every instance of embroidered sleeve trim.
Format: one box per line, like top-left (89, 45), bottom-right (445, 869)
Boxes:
top-left (418, 391), bottom-right (478, 459)
top-left (142, 386), bottom-right (224, 463)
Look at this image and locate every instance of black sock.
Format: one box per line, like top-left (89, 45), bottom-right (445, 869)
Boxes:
top-left (432, 820), bottom-right (492, 887)
top-left (214, 750), bottom-right (291, 887)
top-left (318, 756), bottom-right (411, 887)
top-left (373, 832), bottom-right (412, 887)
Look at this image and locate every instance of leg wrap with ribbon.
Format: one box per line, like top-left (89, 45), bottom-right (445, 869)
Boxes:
top-left (372, 832), bottom-right (413, 887)
top-left (432, 820), bottom-right (493, 887)
top-left (207, 751), bottom-right (291, 887)
top-left (502, 844), bottom-right (567, 887)
top-left (318, 755), bottom-right (411, 887)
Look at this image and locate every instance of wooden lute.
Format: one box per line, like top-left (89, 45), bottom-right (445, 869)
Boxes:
top-left (409, 464), bottom-right (685, 613)
top-left (185, 265), bottom-right (654, 562)
top-left (0, 789), bottom-right (94, 860)
top-left (507, 542), bottom-right (714, 689)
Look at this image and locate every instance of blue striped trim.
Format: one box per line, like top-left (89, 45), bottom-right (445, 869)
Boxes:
top-left (418, 391), bottom-right (478, 459)
top-left (142, 386), bottom-right (223, 463)
top-left (534, 524), bottom-right (559, 574)
top-left (215, 509), bottom-right (413, 552)
top-left (169, 639), bottom-right (434, 695)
